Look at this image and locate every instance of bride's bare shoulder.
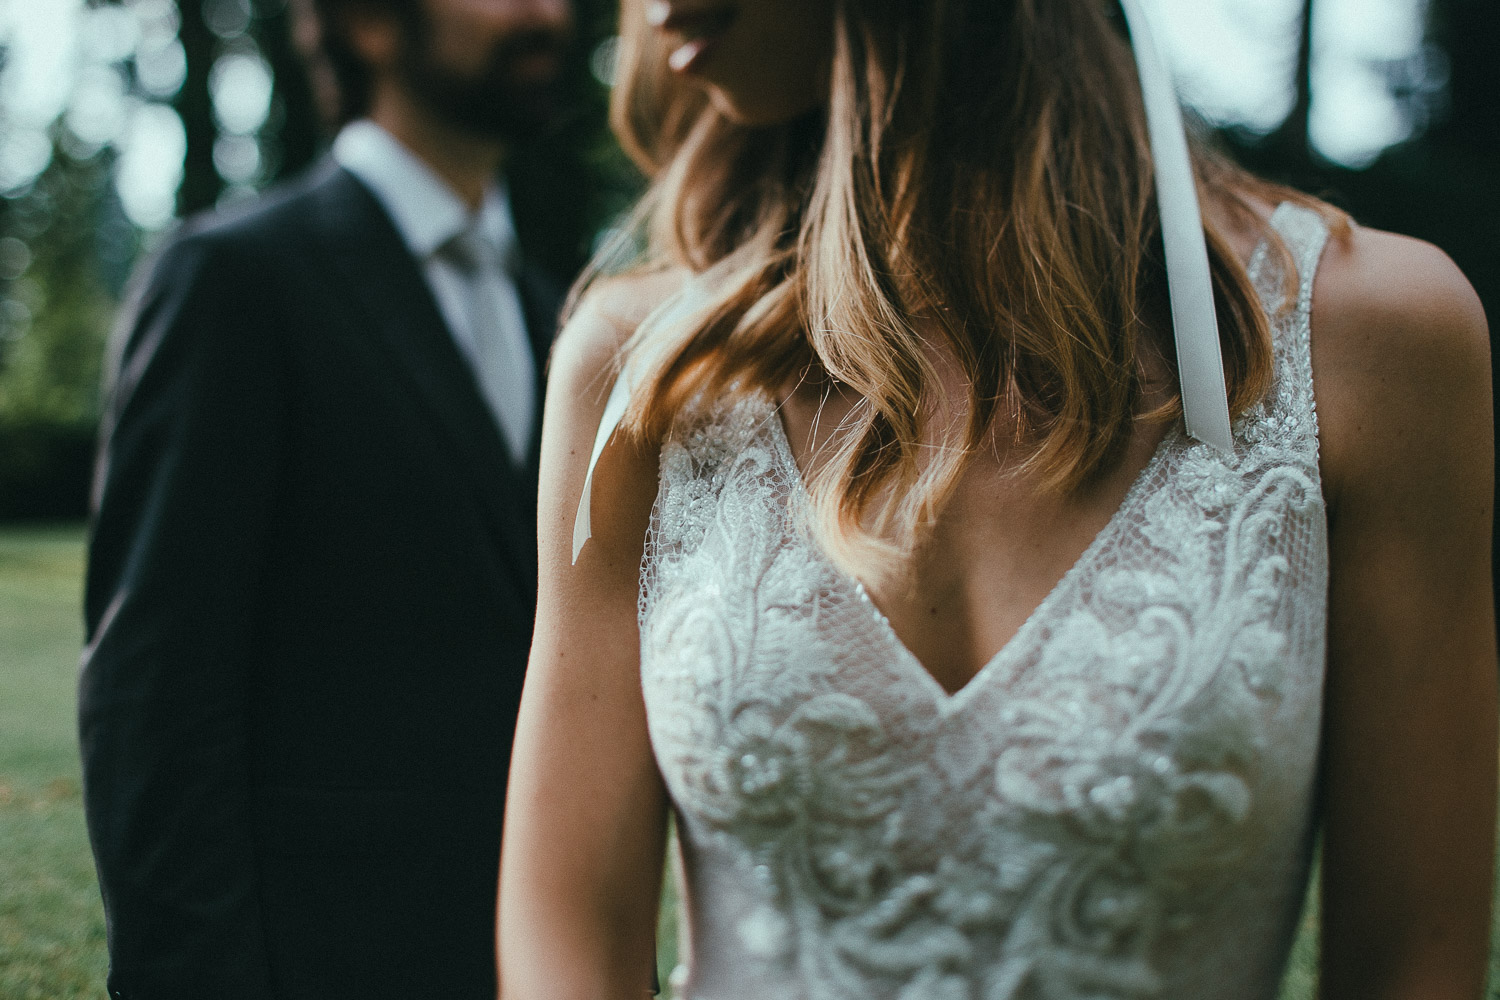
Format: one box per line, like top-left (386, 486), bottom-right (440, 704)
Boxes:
top-left (548, 268), bottom-right (692, 397)
top-left (1307, 220), bottom-right (1490, 508)
top-left (535, 268), bottom-right (692, 569)
top-left (1311, 222), bottom-right (1485, 357)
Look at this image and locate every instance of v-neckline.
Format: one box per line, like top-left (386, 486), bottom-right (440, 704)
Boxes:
top-left (758, 397), bottom-right (1185, 711)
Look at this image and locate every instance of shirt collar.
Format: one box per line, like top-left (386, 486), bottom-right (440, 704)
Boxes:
top-left (332, 119), bottom-right (517, 266)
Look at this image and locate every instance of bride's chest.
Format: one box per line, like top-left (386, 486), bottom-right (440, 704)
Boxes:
top-left (639, 400), bottom-right (1327, 864)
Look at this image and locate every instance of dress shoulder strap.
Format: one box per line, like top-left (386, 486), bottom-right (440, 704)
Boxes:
top-left (1266, 202), bottom-right (1332, 321)
top-left (1244, 202), bottom-right (1332, 458)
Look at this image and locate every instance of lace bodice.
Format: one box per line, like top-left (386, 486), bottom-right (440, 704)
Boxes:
top-left (639, 204), bottom-right (1332, 1000)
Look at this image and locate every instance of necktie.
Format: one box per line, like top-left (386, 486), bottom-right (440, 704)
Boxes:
top-left (441, 224), bottom-right (537, 464)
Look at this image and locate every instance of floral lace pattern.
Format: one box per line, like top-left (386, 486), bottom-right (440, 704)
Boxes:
top-left (641, 205), bottom-right (1332, 1000)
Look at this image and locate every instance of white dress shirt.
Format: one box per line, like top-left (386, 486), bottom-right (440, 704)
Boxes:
top-left (332, 119), bottom-right (537, 463)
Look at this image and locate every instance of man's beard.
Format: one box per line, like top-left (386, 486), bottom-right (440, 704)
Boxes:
top-left (398, 25), bottom-right (571, 143)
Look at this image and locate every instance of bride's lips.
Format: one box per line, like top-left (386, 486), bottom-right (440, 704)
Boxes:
top-left (646, 1), bottom-right (738, 74)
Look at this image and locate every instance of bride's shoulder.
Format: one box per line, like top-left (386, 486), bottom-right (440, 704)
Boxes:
top-left (537, 268), bottom-right (692, 567)
top-left (549, 267), bottom-right (692, 395)
top-left (1305, 220), bottom-right (1489, 510)
top-left (1311, 221), bottom-right (1484, 345)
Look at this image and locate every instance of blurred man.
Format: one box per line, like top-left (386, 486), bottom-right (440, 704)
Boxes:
top-left (79, 1), bottom-right (572, 997)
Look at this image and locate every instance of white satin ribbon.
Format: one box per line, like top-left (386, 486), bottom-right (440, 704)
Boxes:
top-left (573, 2), bottom-right (1232, 560)
top-left (1119, 0), bottom-right (1234, 453)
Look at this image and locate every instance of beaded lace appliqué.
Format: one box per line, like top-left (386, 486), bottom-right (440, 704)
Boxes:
top-left (640, 206), bottom-right (1331, 1000)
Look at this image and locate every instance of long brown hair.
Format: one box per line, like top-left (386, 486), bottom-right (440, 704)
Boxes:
top-left (591, 0), bottom-right (1334, 569)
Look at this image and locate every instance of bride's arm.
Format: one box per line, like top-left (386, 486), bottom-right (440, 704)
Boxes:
top-left (1314, 226), bottom-right (1497, 999)
top-left (499, 282), bottom-right (674, 999)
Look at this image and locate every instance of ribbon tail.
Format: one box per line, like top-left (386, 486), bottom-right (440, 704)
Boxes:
top-left (1119, 0), bottom-right (1234, 455)
top-left (572, 372), bottom-right (633, 563)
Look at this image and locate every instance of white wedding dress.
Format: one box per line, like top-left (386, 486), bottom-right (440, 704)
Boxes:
top-left (637, 203), bottom-right (1332, 1000)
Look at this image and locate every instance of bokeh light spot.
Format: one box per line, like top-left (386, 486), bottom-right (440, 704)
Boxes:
top-left (210, 47), bottom-right (274, 136)
top-left (115, 102), bottom-right (187, 230)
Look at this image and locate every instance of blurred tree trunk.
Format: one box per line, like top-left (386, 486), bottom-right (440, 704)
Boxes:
top-left (175, 0), bottom-right (224, 216)
top-left (1223, 0), bottom-right (1322, 189)
top-left (255, 0), bottom-right (323, 181)
top-left (1262, 0), bottom-right (1314, 170)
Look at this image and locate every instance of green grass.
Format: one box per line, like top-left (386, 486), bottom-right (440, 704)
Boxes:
top-left (0, 524), bottom-right (106, 999)
top-left (0, 524), bottom-right (1492, 998)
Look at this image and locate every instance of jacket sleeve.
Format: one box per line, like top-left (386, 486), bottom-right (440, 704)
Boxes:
top-left (79, 229), bottom-right (285, 1000)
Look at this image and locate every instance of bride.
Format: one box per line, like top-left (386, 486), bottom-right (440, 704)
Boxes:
top-left (498, 0), bottom-right (1497, 996)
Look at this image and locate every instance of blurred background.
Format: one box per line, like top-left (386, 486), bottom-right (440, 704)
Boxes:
top-left (0, 0), bottom-right (634, 518)
top-left (0, 0), bottom-right (1495, 996)
top-left (0, 0), bottom-right (1495, 520)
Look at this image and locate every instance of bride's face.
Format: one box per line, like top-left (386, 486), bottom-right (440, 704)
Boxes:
top-left (645, 0), bottom-right (834, 126)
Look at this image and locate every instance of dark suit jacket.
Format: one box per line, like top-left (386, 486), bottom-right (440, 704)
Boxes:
top-left (79, 161), bottom-right (560, 1000)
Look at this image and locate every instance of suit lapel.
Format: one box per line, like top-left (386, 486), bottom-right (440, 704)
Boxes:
top-left (310, 165), bottom-right (538, 596)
